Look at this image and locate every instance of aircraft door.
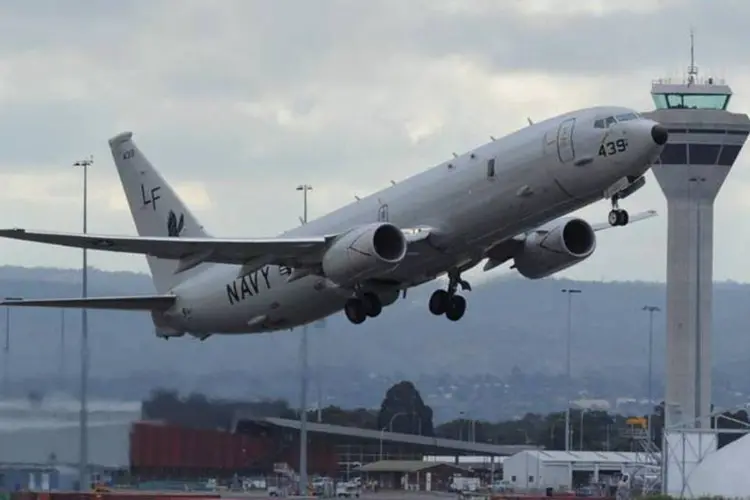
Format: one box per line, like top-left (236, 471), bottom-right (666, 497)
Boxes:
top-left (556, 118), bottom-right (576, 163)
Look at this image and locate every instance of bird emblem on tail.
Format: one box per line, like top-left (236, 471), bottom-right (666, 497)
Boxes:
top-left (167, 210), bottom-right (185, 237)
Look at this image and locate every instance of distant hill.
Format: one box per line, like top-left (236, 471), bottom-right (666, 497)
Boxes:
top-left (2, 265), bottom-right (749, 421)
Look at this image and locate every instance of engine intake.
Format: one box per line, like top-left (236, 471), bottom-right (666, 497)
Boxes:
top-left (322, 222), bottom-right (407, 286)
top-left (514, 218), bottom-right (596, 279)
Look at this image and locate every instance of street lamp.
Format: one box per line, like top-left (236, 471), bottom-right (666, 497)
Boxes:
top-left (60, 309), bottom-right (66, 393)
top-left (579, 408), bottom-right (589, 450)
top-left (643, 305), bottom-right (661, 440)
top-left (73, 155), bottom-right (92, 491)
top-left (379, 411), bottom-right (407, 459)
top-left (3, 296), bottom-right (22, 398)
top-left (561, 288), bottom-right (581, 452)
top-left (296, 183), bottom-right (312, 495)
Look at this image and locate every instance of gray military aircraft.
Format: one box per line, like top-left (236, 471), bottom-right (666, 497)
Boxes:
top-left (0, 106), bottom-right (665, 339)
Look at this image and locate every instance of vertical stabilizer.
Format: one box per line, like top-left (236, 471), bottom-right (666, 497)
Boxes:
top-left (108, 131), bottom-right (210, 293)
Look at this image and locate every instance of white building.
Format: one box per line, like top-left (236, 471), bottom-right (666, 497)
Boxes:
top-left (0, 396), bottom-right (140, 469)
top-left (503, 450), bottom-right (658, 491)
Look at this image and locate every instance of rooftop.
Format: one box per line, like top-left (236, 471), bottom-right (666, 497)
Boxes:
top-left (516, 450), bottom-right (659, 465)
top-left (360, 460), bottom-right (467, 473)
top-left (245, 417), bottom-right (539, 456)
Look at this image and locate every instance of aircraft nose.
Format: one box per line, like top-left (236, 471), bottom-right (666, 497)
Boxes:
top-left (651, 124), bottom-right (669, 146)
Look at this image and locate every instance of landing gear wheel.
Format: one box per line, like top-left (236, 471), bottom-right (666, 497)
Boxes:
top-left (608, 209), bottom-right (629, 227)
top-left (344, 298), bottom-right (367, 324)
top-left (362, 292), bottom-right (383, 318)
top-left (429, 290), bottom-right (450, 315)
top-left (445, 295), bottom-right (467, 322)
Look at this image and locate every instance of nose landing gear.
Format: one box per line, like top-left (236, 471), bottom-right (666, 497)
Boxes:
top-left (428, 271), bottom-right (471, 321)
top-left (608, 194), bottom-right (629, 227)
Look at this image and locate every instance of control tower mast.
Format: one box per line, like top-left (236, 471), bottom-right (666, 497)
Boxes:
top-left (642, 33), bottom-right (750, 496)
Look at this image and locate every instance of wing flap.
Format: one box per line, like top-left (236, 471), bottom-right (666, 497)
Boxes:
top-left (0, 228), bottom-right (329, 267)
top-left (0, 295), bottom-right (176, 311)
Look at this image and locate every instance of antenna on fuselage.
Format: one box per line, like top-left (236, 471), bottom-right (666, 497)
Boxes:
top-left (354, 195), bottom-right (361, 201)
top-left (527, 117), bottom-right (533, 125)
top-left (390, 180), bottom-right (396, 185)
top-left (687, 27), bottom-right (698, 85)
top-left (452, 152), bottom-right (458, 158)
top-left (490, 135), bottom-right (496, 141)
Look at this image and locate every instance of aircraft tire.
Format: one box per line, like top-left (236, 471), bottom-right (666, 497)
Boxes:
top-left (362, 292), bottom-right (383, 317)
top-left (445, 295), bottom-right (467, 321)
top-left (344, 299), bottom-right (367, 324)
top-left (619, 209), bottom-right (629, 226)
top-left (608, 209), bottom-right (629, 227)
top-left (429, 290), bottom-right (449, 315)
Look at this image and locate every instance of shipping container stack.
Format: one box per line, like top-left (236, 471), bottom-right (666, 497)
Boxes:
top-left (129, 422), bottom-right (273, 480)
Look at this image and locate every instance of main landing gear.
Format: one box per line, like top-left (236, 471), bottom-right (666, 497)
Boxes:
top-left (608, 194), bottom-right (629, 227)
top-left (429, 271), bottom-right (471, 322)
top-left (344, 292), bottom-right (383, 325)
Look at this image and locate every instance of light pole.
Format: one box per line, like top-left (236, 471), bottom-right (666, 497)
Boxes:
top-left (579, 408), bottom-right (588, 450)
top-left (296, 183), bottom-right (312, 495)
top-left (561, 288), bottom-right (581, 452)
top-left (379, 411), bottom-right (407, 459)
top-left (74, 156), bottom-right (92, 491)
top-left (643, 305), bottom-right (661, 440)
top-left (60, 309), bottom-right (66, 393)
top-left (3, 297), bottom-right (21, 398)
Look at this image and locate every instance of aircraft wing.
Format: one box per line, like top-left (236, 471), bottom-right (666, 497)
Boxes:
top-left (0, 295), bottom-right (176, 310)
top-left (0, 225), bottom-right (437, 275)
top-left (0, 228), bottom-right (331, 268)
top-left (483, 209), bottom-right (658, 271)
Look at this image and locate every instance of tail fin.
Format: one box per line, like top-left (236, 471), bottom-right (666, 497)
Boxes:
top-left (109, 131), bottom-right (211, 293)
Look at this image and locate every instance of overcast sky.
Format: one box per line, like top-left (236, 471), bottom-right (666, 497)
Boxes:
top-left (0, 0), bottom-right (748, 284)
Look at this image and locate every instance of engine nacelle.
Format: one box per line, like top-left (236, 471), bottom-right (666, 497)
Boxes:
top-left (322, 222), bottom-right (408, 286)
top-left (513, 218), bottom-right (596, 279)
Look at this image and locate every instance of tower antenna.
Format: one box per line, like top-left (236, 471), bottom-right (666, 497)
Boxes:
top-left (687, 28), bottom-right (698, 84)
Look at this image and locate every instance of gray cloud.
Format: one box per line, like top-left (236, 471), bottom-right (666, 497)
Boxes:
top-left (0, 0), bottom-right (748, 283)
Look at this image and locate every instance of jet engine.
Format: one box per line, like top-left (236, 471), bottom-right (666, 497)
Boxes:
top-left (513, 218), bottom-right (596, 279)
top-left (322, 222), bottom-right (408, 286)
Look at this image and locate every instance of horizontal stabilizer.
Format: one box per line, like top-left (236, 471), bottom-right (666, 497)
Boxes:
top-left (0, 295), bottom-right (176, 311)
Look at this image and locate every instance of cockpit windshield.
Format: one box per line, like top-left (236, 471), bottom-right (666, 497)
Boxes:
top-left (593, 111), bottom-right (641, 129)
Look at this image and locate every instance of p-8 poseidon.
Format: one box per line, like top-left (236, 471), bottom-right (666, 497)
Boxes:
top-left (0, 106), bottom-right (666, 339)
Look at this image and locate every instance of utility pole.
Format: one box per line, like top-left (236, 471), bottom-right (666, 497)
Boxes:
top-left (643, 305), bottom-right (661, 441)
top-left (74, 156), bottom-right (92, 491)
top-left (296, 183), bottom-right (312, 495)
top-left (561, 288), bottom-right (581, 452)
top-left (60, 309), bottom-right (66, 393)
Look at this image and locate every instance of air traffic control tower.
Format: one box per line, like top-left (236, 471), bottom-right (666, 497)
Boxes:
top-left (642, 48), bottom-right (750, 496)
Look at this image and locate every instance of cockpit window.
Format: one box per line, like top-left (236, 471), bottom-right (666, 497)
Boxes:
top-left (594, 119), bottom-right (605, 129)
top-left (615, 112), bottom-right (638, 121)
top-left (605, 116), bottom-right (617, 127)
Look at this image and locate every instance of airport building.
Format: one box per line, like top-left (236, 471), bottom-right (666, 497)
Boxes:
top-left (502, 450), bottom-right (658, 491)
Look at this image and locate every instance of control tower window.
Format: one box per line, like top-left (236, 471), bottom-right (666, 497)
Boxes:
top-left (652, 93), bottom-right (730, 110)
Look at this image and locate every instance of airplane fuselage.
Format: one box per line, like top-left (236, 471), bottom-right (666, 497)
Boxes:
top-left (161, 106), bottom-right (663, 336)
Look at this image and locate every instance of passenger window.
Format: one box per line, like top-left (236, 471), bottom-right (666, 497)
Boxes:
top-left (594, 119), bottom-right (605, 128)
top-left (605, 116), bottom-right (617, 127)
top-left (487, 158), bottom-right (496, 178)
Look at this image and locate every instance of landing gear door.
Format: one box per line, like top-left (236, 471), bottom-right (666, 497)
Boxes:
top-left (557, 118), bottom-right (576, 163)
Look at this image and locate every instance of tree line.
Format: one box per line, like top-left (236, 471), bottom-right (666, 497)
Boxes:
top-left (142, 381), bottom-right (749, 451)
